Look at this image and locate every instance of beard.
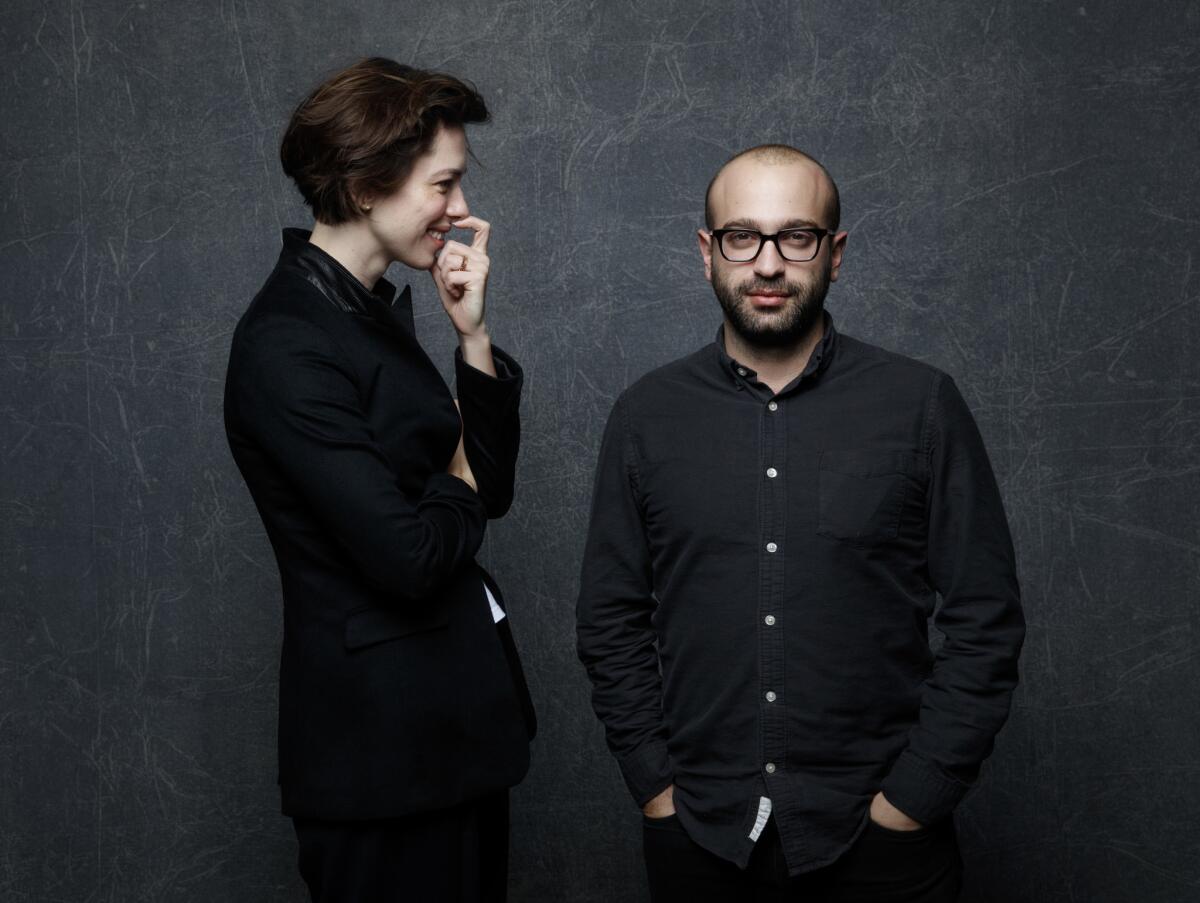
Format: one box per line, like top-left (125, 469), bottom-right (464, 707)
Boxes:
top-left (712, 258), bottom-right (831, 349)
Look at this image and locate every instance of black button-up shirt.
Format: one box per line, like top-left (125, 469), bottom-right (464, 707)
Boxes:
top-left (576, 315), bottom-right (1024, 876)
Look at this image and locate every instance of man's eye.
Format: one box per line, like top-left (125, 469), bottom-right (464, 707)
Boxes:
top-left (727, 231), bottom-right (757, 243)
top-left (781, 230), bottom-right (816, 245)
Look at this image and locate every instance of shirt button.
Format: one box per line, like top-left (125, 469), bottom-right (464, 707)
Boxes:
top-left (765, 762), bottom-right (777, 774)
top-left (737, 367), bottom-right (747, 376)
top-left (764, 614), bottom-right (776, 626)
top-left (765, 691), bottom-right (777, 702)
top-left (766, 467), bottom-right (778, 479)
top-left (765, 542), bottom-right (778, 553)
top-left (767, 401), bottom-right (779, 411)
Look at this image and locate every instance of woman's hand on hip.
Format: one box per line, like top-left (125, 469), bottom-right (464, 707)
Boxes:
top-left (431, 215), bottom-right (490, 339)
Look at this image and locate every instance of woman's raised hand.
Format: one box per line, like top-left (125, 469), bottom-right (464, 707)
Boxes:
top-left (431, 215), bottom-right (490, 339)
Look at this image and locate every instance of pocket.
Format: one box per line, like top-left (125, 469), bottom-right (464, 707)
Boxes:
top-left (817, 450), bottom-right (919, 544)
top-left (343, 604), bottom-right (449, 651)
top-left (843, 817), bottom-right (960, 894)
top-left (641, 811), bottom-right (682, 829)
top-left (865, 818), bottom-right (935, 842)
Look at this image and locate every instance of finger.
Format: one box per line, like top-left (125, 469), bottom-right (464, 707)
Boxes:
top-left (449, 215), bottom-right (490, 254)
top-left (438, 250), bottom-right (489, 282)
top-left (439, 240), bottom-right (487, 266)
top-left (451, 253), bottom-right (484, 276)
top-left (442, 270), bottom-right (475, 289)
top-left (430, 263), bottom-right (463, 299)
top-left (436, 252), bottom-right (468, 281)
top-left (436, 251), bottom-right (464, 275)
top-left (435, 250), bottom-right (470, 282)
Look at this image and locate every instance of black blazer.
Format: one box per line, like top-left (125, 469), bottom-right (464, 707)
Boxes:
top-left (224, 230), bottom-right (535, 819)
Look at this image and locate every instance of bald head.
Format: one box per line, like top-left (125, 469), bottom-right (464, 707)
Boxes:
top-left (704, 145), bottom-right (840, 231)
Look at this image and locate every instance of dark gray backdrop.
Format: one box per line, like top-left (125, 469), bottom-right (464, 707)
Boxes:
top-left (3, 1), bottom-right (1198, 901)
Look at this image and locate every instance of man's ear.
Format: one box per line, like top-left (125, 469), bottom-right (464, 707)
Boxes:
top-left (828, 231), bottom-right (848, 282)
top-left (698, 229), bottom-right (714, 283)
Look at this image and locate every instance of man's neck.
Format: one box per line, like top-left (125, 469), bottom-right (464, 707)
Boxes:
top-left (723, 316), bottom-right (825, 395)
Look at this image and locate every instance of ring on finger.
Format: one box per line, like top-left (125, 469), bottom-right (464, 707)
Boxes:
top-left (457, 254), bottom-right (468, 272)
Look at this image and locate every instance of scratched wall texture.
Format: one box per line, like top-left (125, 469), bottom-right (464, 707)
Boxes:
top-left (2, 1), bottom-right (1198, 901)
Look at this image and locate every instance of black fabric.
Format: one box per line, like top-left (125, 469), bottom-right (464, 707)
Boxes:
top-left (294, 790), bottom-right (510, 903)
top-left (224, 230), bottom-right (534, 819)
top-left (577, 314), bottom-right (1024, 876)
top-left (643, 813), bottom-right (962, 902)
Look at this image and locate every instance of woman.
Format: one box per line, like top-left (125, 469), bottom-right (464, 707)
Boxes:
top-left (223, 58), bottom-right (535, 902)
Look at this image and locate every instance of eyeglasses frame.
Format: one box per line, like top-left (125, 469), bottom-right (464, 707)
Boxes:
top-left (709, 227), bottom-right (836, 263)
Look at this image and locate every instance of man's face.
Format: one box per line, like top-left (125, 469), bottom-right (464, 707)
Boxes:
top-left (699, 159), bottom-right (846, 349)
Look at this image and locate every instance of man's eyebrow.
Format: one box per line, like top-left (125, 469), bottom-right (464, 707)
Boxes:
top-left (717, 218), bottom-right (823, 231)
top-left (429, 167), bottom-right (465, 180)
top-left (718, 219), bottom-right (763, 231)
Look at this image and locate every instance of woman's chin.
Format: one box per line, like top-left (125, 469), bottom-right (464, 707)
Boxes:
top-left (394, 249), bottom-right (438, 271)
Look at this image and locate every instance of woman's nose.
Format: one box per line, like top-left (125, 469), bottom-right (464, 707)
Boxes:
top-left (447, 185), bottom-right (469, 219)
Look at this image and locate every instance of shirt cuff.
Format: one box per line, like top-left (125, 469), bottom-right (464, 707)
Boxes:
top-left (618, 740), bottom-right (674, 808)
top-left (879, 748), bottom-right (971, 826)
top-left (454, 343), bottom-right (523, 399)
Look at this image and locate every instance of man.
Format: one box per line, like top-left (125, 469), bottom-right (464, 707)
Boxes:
top-left (576, 145), bottom-right (1024, 902)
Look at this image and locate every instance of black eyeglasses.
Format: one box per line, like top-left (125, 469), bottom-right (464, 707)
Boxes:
top-left (710, 228), bottom-right (835, 263)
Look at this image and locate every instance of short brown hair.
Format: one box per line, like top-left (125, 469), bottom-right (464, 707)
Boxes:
top-left (280, 58), bottom-right (488, 225)
top-left (704, 144), bottom-right (840, 232)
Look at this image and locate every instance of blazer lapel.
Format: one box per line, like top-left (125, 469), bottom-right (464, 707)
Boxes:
top-left (369, 284), bottom-right (416, 336)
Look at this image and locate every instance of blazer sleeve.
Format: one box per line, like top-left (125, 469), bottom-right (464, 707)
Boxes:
top-left (576, 395), bottom-right (674, 807)
top-left (880, 373), bottom-right (1026, 826)
top-left (231, 314), bottom-right (487, 601)
top-left (454, 344), bottom-right (523, 518)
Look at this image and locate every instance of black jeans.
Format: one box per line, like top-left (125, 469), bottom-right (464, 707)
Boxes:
top-left (293, 791), bottom-right (509, 903)
top-left (644, 813), bottom-right (962, 902)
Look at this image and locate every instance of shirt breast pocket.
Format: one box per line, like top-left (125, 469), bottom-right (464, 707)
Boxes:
top-left (817, 450), bottom-right (920, 545)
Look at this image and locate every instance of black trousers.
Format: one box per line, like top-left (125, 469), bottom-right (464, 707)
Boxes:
top-left (644, 813), bottom-right (962, 902)
top-left (293, 790), bottom-right (509, 903)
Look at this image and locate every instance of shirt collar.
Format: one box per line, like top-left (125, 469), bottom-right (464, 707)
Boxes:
top-left (714, 310), bottom-right (838, 394)
top-left (279, 228), bottom-right (412, 327)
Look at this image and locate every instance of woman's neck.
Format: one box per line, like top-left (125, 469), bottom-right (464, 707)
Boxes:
top-left (308, 220), bottom-right (389, 290)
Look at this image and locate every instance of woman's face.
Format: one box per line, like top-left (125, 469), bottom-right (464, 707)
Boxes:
top-left (364, 123), bottom-right (470, 271)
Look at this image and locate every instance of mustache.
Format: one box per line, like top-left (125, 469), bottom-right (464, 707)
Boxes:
top-left (740, 277), bottom-right (804, 295)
